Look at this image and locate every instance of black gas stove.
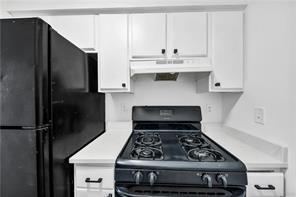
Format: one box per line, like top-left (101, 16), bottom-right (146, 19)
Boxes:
top-left (115, 106), bottom-right (247, 197)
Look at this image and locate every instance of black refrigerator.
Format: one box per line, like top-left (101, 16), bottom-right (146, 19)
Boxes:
top-left (0, 18), bottom-right (105, 197)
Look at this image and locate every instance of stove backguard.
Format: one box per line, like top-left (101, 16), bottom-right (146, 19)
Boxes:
top-left (132, 106), bottom-right (202, 123)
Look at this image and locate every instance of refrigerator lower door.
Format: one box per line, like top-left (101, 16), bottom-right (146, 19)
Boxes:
top-left (0, 128), bottom-right (49, 197)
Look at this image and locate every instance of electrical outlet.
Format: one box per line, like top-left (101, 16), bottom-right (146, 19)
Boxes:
top-left (206, 104), bottom-right (213, 113)
top-left (254, 107), bottom-right (265, 125)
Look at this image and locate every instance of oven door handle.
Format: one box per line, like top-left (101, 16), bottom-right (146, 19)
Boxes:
top-left (116, 187), bottom-right (169, 197)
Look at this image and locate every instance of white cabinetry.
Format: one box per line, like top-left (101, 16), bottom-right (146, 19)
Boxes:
top-left (129, 12), bottom-right (209, 60)
top-left (209, 11), bottom-right (244, 92)
top-left (130, 13), bottom-right (166, 59)
top-left (167, 12), bottom-right (208, 58)
top-left (76, 189), bottom-right (112, 197)
top-left (97, 14), bottom-right (131, 92)
top-left (247, 172), bottom-right (284, 197)
top-left (74, 164), bottom-right (114, 197)
top-left (41, 15), bottom-right (96, 51)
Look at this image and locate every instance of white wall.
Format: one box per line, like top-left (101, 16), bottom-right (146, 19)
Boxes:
top-left (222, 2), bottom-right (295, 196)
top-left (290, 3), bottom-right (296, 197)
top-left (106, 73), bottom-right (223, 123)
top-left (0, 0), bottom-right (11, 18)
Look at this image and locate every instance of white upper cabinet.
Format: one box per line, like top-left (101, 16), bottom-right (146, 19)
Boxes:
top-left (167, 12), bottom-right (208, 58)
top-left (130, 12), bottom-right (209, 60)
top-left (98, 14), bottom-right (131, 92)
top-left (209, 11), bottom-right (244, 92)
top-left (130, 13), bottom-right (167, 59)
top-left (41, 15), bottom-right (96, 51)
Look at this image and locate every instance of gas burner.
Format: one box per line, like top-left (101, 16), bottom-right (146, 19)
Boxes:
top-left (178, 134), bottom-right (209, 148)
top-left (130, 146), bottom-right (163, 160)
top-left (187, 148), bottom-right (225, 162)
top-left (135, 133), bottom-right (161, 147)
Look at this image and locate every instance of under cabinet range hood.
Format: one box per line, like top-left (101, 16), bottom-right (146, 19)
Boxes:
top-left (130, 59), bottom-right (213, 76)
top-left (129, 12), bottom-right (214, 76)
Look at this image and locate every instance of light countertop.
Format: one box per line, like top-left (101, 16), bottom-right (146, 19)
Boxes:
top-left (202, 124), bottom-right (288, 170)
top-left (69, 122), bottom-right (288, 171)
top-left (69, 122), bottom-right (132, 164)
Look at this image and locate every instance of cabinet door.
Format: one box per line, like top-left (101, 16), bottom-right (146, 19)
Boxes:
top-left (76, 165), bottom-right (114, 189)
top-left (98, 14), bottom-right (130, 91)
top-left (130, 13), bottom-right (166, 59)
top-left (247, 173), bottom-right (284, 197)
top-left (41, 15), bottom-right (96, 50)
top-left (210, 12), bottom-right (244, 91)
top-left (167, 12), bottom-right (208, 58)
top-left (76, 188), bottom-right (113, 197)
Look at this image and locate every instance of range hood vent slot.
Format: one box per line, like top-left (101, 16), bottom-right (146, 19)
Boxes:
top-left (154, 73), bottom-right (179, 81)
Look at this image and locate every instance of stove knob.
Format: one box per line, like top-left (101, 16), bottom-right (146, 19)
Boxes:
top-left (217, 174), bottom-right (228, 188)
top-left (134, 171), bottom-right (143, 185)
top-left (148, 172), bottom-right (157, 186)
top-left (202, 174), bottom-right (213, 188)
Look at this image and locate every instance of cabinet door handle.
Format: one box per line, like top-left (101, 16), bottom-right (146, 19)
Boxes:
top-left (161, 49), bottom-right (166, 55)
top-left (173, 49), bottom-right (178, 54)
top-left (106, 194), bottom-right (112, 197)
top-left (85, 177), bottom-right (103, 183)
top-left (215, 82), bottom-right (221, 87)
top-left (254, 184), bottom-right (275, 190)
top-left (122, 83), bottom-right (126, 88)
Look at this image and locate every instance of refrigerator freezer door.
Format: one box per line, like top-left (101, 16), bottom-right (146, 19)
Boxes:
top-left (0, 128), bottom-right (50, 197)
top-left (0, 18), bottom-right (50, 127)
top-left (50, 28), bottom-right (89, 93)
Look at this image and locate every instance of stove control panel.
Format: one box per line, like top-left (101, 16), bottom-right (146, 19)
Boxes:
top-left (116, 169), bottom-right (246, 187)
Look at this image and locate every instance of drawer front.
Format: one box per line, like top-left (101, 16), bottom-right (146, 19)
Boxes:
top-left (76, 165), bottom-right (114, 190)
top-left (76, 188), bottom-right (113, 197)
top-left (247, 172), bottom-right (284, 197)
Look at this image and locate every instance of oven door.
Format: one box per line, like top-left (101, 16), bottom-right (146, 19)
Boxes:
top-left (115, 185), bottom-right (246, 197)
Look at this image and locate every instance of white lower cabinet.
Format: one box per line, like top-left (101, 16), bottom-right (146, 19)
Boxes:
top-left (76, 188), bottom-right (113, 197)
top-left (74, 164), bottom-right (114, 197)
top-left (247, 172), bottom-right (284, 197)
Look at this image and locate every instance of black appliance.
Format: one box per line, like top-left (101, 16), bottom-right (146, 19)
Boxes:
top-left (0, 18), bottom-right (105, 197)
top-left (115, 106), bottom-right (247, 197)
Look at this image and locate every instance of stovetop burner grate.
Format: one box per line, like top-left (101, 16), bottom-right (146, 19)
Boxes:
top-left (187, 148), bottom-right (225, 162)
top-left (130, 146), bottom-right (163, 160)
top-left (178, 133), bottom-right (226, 162)
top-left (135, 132), bottom-right (162, 147)
top-left (130, 132), bottom-right (163, 160)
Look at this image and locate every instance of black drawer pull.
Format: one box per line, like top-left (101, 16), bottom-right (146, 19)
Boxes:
top-left (215, 82), bottom-right (221, 87)
top-left (161, 49), bottom-right (166, 54)
top-left (254, 184), bottom-right (275, 190)
top-left (85, 177), bottom-right (103, 183)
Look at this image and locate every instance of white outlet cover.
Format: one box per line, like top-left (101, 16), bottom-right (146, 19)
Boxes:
top-left (206, 104), bottom-right (213, 113)
top-left (254, 107), bottom-right (265, 125)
